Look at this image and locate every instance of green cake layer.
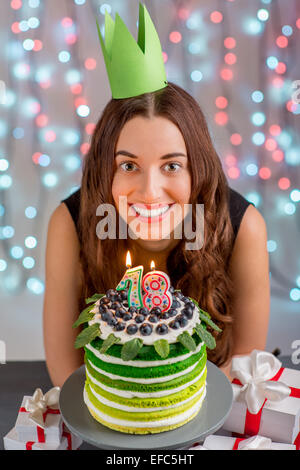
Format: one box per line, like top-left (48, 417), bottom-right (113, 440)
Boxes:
top-left (85, 348), bottom-right (207, 393)
top-left (85, 400), bottom-right (203, 435)
top-left (86, 366), bottom-right (207, 409)
top-left (84, 343), bottom-right (205, 379)
top-left (85, 381), bottom-right (205, 422)
top-left (89, 331), bottom-right (203, 361)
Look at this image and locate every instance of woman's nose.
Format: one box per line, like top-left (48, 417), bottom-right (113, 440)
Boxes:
top-left (138, 169), bottom-right (163, 202)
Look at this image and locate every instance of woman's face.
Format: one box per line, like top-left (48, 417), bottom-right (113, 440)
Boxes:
top-left (112, 115), bottom-right (191, 251)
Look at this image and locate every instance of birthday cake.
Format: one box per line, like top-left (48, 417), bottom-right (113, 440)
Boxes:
top-left (73, 281), bottom-right (220, 435)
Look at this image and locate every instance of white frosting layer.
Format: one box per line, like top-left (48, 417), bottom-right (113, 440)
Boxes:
top-left (88, 380), bottom-right (205, 412)
top-left (85, 340), bottom-right (204, 367)
top-left (83, 386), bottom-right (206, 428)
top-left (87, 357), bottom-right (199, 383)
top-left (86, 365), bottom-right (206, 398)
top-left (89, 297), bottom-right (199, 345)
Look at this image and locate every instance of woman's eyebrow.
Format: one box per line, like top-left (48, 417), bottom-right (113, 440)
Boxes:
top-left (114, 150), bottom-right (187, 160)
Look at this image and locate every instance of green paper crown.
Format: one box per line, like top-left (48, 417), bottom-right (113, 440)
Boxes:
top-left (96, 2), bottom-right (168, 99)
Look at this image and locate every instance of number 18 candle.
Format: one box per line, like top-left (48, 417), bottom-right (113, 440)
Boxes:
top-left (116, 251), bottom-right (144, 308)
top-left (142, 260), bottom-right (172, 312)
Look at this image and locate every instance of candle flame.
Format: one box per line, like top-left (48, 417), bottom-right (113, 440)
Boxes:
top-left (126, 251), bottom-right (132, 268)
top-left (150, 260), bottom-right (155, 270)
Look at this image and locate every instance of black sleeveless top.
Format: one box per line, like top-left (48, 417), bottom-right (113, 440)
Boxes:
top-left (61, 187), bottom-right (253, 242)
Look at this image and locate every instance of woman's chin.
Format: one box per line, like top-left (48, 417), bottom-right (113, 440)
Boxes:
top-left (129, 235), bottom-right (174, 252)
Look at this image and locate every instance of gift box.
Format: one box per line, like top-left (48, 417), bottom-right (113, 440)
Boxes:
top-left (197, 434), bottom-right (296, 450)
top-left (15, 389), bottom-right (63, 444)
top-left (4, 425), bottom-right (82, 451)
top-left (221, 350), bottom-right (300, 447)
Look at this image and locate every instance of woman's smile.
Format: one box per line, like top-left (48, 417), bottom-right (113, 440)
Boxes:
top-left (128, 202), bottom-right (176, 223)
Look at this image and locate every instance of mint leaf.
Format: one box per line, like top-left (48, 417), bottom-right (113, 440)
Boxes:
top-left (72, 305), bottom-right (94, 329)
top-left (100, 333), bottom-right (121, 354)
top-left (188, 298), bottom-right (222, 333)
top-left (85, 293), bottom-right (105, 305)
top-left (75, 323), bottom-right (100, 349)
top-left (154, 339), bottom-right (170, 359)
top-left (121, 338), bottom-right (143, 361)
top-left (199, 309), bottom-right (222, 332)
top-left (194, 323), bottom-right (216, 350)
top-left (177, 331), bottom-right (197, 352)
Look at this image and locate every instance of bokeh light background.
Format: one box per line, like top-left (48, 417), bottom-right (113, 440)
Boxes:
top-left (1, 0), bottom-right (299, 359)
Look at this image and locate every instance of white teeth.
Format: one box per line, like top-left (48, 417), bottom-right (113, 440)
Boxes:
top-left (131, 205), bottom-right (170, 217)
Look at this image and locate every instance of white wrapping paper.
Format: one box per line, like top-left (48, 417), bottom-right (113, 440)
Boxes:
top-left (197, 434), bottom-right (296, 450)
top-left (15, 395), bottom-right (63, 444)
top-left (221, 350), bottom-right (300, 445)
top-left (4, 426), bottom-right (82, 450)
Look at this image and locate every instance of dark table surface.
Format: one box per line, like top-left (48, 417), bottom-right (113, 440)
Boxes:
top-left (0, 356), bottom-right (298, 451)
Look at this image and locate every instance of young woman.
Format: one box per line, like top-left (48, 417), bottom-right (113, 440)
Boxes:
top-left (43, 82), bottom-right (270, 388)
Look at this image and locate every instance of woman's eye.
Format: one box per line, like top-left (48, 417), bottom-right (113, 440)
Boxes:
top-left (119, 161), bottom-right (137, 172)
top-left (164, 162), bottom-right (181, 172)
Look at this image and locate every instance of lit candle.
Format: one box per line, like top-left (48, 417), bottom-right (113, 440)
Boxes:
top-left (142, 261), bottom-right (172, 312)
top-left (116, 251), bottom-right (144, 308)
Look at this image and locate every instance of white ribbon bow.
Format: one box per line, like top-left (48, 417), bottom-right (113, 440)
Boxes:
top-left (231, 350), bottom-right (291, 414)
top-left (24, 387), bottom-right (61, 428)
top-left (237, 435), bottom-right (272, 450)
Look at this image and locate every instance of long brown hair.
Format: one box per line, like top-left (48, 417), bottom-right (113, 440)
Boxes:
top-left (78, 82), bottom-right (235, 366)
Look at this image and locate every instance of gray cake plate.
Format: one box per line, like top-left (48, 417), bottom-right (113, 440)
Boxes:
top-left (59, 361), bottom-right (233, 450)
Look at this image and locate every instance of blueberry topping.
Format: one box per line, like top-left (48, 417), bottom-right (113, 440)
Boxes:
top-left (174, 291), bottom-right (184, 300)
top-left (111, 301), bottom-right (122, 310)
top-left (135, 314), bottom-right (146, 324)
top-left (140, 323), bottom-right (153, 336)
top-left (176, 314), bottom-right (188, 327)
top-left (115, 307), bottom-right (126, 318)
top-left (182, 306), bottom-right (193, 319)
top-left (127, 324), bottom-right (138, 335)
top-left (169, 286), bottom-right (175, 294)
top-left (171, 299), bottom-right (181, 309)
top-left (182, 296), bottom-right (190, 304)
top-left (99, 304), bottom-right (108, 314)
top-left (100, 296), bottom-right (111, 305)
top-left (122, 301), bottom-right (129, 308)
top-left (138, 307), bottom-right (148, 316)
top-left (101, 312), bottom-right (110, 322)
top-left (122, 312), bottom-right (133, 322)
top-left (107, 316), bottom-right (118, 327)
top-left (160, 311), bottom-right (169, 320)
top-left (115, 321), bottom-right (126, 331)
top-left (156, 324), bottom-right (169, 335)
top-left (167, 308), bottom-right (177, 318)
top-left (106, 289), bottom-right (118, 300)
top-left (119, 289), bottom-right (128, 301)
top-left (150, 307), bottom-right (162, 315)
top-left (185, 301), bottom-right (195, 310)
top-left (148, 314), bottom-right (159, 323)
top-left (128, 306), bottom-right (138, 314)
top-left (169, 320), bottom-right (181, 329)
